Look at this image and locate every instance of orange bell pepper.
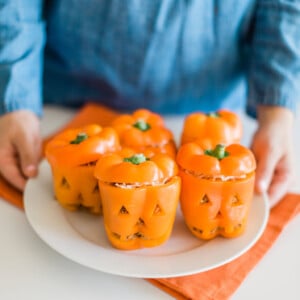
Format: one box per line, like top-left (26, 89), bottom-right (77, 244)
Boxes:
top-left (94, 148), bottom-right (181, 250)
top-left (45, 124), bottom-right (120, 214)
top-left (176, 143), bottom-right (256, 240)
top-left (180, 109), bottom-right (242, 146)
top-left (111, 109), bottom-right (177, 158)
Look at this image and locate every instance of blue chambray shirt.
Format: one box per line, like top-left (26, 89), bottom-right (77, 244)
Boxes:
top-left (0, 0), bottom-right (300, 116)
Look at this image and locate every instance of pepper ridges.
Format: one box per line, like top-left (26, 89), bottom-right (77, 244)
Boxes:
top-left (176, 142), bottom-right (256, 240)
top-left (111, 109), bottom-right (177, 159)
top-left (180, 109), bottom-right (242, 147)
top-left (45, 124), bottom-right (120, 214)
top-left (94, 148), bottom-right (181, 250)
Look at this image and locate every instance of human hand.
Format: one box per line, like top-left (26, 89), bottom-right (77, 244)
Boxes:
top-left (250, 106), bottom-right (295, 208)
top-left (0, 110), bottom-right (42, 191)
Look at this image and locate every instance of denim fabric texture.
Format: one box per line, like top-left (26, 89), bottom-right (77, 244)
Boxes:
top-left (0, 0), bottom-right (300, 116)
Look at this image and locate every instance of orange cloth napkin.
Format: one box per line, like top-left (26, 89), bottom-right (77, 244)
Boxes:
top-left (0, 102), bottom-right (299, 300)
top-left (148, 193), bottom-right (300, 299)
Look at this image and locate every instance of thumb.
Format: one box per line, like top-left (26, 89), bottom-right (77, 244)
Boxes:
top-left (14, 133), bottom-right (42, 178)
top-left (254, 148), bottom-right (278, 194)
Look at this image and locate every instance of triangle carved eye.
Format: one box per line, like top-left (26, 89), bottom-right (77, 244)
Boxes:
top-left (136, 218), bottom-right (145, 226)
top-left (153, 204), bottom-right (164, 216)
top-left (93, 185), bottom-right (99, 193)
top-left (119, 206), bottom-right (129, 215)
top-left (200, 194), bottom-right (210, 205)
top-left (231, 195), bottom-right (243, 206)
top-left (61, 177), bottom-right (70, 189)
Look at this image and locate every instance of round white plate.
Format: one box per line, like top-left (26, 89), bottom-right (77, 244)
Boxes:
top-left (24, 160), bottom-right (269, 278)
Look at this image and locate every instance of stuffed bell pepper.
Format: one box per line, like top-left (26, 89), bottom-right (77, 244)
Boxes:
top-left (94, 148), bottom-right (181, 250)
top-left (180, 109), bottom-right (242, 146)
top-left (176, 142), bottom-right (256, 240)
top-left (111, 109), bottom-right (177, 158)
top-left (45, 124), bottom-right (120, 214)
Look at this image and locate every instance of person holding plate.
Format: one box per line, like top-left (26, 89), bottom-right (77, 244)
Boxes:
top-left (0, 1), bottom-right (299, 208)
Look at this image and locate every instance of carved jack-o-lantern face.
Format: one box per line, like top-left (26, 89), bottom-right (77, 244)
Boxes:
top-left (178, 171), bottom-right (255, 240)
top-left (51, 164), bottom-right (102, 214)
top-left (45, 125), bottom-right (120, 214)
top-left (94, 149), bottom-right (181, 250)
top-left (99, 177), bottom-right (180, 250)
top-left (177, 143), bottom-right (256, 240)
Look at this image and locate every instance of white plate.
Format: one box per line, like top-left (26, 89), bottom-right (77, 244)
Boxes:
top-left (24, 160), bottom-right (269, 278)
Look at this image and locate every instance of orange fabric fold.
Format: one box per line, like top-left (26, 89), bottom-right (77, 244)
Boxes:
top-left (0, 102), bottom-right (299, 300)
top-left (0, 176), bottom-right (24, 210)
top-left (148, 194), bottom-right (300, 300)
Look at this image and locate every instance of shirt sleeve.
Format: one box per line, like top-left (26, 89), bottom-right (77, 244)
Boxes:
top-left (246, 0), bottom-right (300, 118)
top-left (0, 0), bottom-right (45, 116)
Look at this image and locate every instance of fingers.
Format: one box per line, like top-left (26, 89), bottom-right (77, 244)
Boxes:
top-left (268, 171), bottom-right (291, 208)
top-left (267, 155), bottom-right (293, 207)
top-left (253, 106), bottom-right (295, 207)
top-left (253, 136), bottom-right (293, 208)
top-left (251, 134), bottom-right (294, 208)
top-left (0, 134), bottom-right (41, 191)
top-left (0, 148), bottom-right (27, 190)
top-left (254, 151), bottom-right (292, 207)
top-left (14, 130), bottom-right (42, 179)
top-left (254, 146), bottom-right (278, 195)
top-left (0, 110), bottom-right (41, 191)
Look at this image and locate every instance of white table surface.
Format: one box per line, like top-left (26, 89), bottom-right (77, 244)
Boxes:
top-left (0, 105), bottom-right (299, 300)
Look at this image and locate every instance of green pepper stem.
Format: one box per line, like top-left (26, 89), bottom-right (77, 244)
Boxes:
top-left (123, 153), bottom-right (149, 165)
top-left (133, 119), bottom-right (151, 131)
top-left (70, 132), bottom-right (88, 144)
top-left (205, 144), bottom-right (229, 160)
top-left (206, 112), bottom-right (220, 118)
top-left (215, 144), bottom-right (226, 158)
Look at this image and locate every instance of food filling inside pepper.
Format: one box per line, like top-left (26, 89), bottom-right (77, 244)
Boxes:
top-left (182, 169), bottom-right (247, 181)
